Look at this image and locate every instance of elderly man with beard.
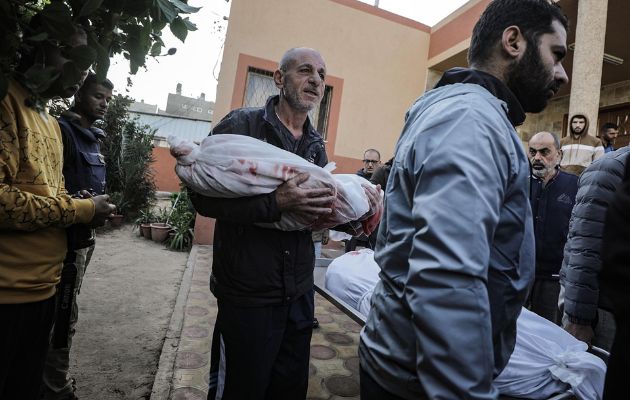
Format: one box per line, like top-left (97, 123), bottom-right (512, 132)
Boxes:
top-left (527, 131), bottom-right (577, 324)
top-left (190, 47), bottom-right (379, 400)
top-left (358, 0), bottom-right (569, 399)
top-left (560, 114), bottom-right (604, 175)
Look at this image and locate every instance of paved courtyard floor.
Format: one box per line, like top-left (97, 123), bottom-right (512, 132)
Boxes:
top-left (165, 244), bottom-right (362, 400)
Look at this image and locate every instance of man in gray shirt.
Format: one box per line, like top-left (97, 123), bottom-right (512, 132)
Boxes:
top-left (359, 0), bottom-right (570, 398)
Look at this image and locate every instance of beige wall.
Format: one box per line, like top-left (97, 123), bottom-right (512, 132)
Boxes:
top-left (214, 0), bottom-right (431, 163)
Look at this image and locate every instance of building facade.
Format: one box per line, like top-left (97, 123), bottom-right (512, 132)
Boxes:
top-left (194, 0), bottom-right (630, 244)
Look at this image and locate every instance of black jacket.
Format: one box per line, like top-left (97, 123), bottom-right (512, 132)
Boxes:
top-left (560, 146), bottom-right (630, 323)
top-left (529, 170), bottom-right (578, 277)
top-left (600, 157), bottom-right (630, 393)
top-left (190, 96), bottom-right (328, 306)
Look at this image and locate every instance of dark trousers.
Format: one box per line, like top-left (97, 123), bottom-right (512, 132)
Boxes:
top-left (604, 316), bottom-right (628, 398)
top-left (0, 296), bottom-right (56, 400)
top-left (526, 277), bottom-right (561, 325)
top-left (207, 290), bottom-right (314, 400)
top-left (360, 367), bottom-right (407, 400)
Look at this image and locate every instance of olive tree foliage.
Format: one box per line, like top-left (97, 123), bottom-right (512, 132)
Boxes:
top-left (0, 0), bottom-right (200, 101)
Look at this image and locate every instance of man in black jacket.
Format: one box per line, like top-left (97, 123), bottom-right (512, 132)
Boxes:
top-left (191, 47), bottom-right (378, 400)
top-left (601, 158), bottom-right (630, 396)
top-left (527, 131), bottom-right (577, 324)
top-left (560, 146), bottom-right (630, 350)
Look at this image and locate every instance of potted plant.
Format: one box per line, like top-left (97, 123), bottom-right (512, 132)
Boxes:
top-left (165, 190), bottom-right (196, 251)
top-left (166, 210), bottom-right (195, 251)
top-left (107, 192), bottom-right (125, 228)
top-left (134, 208), bottom-right (155, 237)
top-left (150, 207), bottom-right (171, 243)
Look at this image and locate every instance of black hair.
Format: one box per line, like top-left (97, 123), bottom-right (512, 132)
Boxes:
top-left (601, 122), bottom-right (619, 132)
top-left (364, 149), bottom-right (381, 159)
top-left (468, 0), bottom-right (568, 66)
top-left (80, 72), bottom-right (114, 92)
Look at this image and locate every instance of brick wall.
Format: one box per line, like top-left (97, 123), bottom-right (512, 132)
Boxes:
top-left (517, 79), bottom-right (630, 142)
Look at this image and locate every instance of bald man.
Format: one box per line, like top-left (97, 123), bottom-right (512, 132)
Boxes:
top-left (191, 47), bottom-right (380, 400)
top-left (527, 131), bottom-right (578, 324)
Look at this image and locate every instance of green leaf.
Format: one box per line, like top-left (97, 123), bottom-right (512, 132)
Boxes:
top-left (79, 0), bottom-right (105, 17)
top-left (23, 65), bottom-right (61, 94)
top-left (152, 19), bottom-right (167, 34)
top-left (169, 0), bottom-right (201, 14)
top-left (140, 18), bottom-right (153, 48)
top-left (152, 34), bottom-right (165, 47)
top-left (129, 59), bottom-right (139, 74)
top-left (155, 0), bottom-right (178, 22)
top-left (182, 17), bottom-right (197, 31)
top-left (60, 62), bottom-right (84, 93)
top-left (149, 42), bottom-right (163, 56)
top-left (169, 17), bottom-right (187, 42)
top-left (39, 2), bottom-right (75, 39)
top-left (68, 45), bottom-right (97, 71)
top-left (88, 33), bottom-right (110, 82)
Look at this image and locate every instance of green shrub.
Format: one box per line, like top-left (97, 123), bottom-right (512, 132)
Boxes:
top-left (101, 95), bottom-right (156, 219)
top-left (166, 190), bottom-right (195, 251)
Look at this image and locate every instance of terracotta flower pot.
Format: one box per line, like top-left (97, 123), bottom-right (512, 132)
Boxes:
top-left (109, 214), bottom-right (124, 227)
top-left (150, 223), bottom-right (171, 243)
top-left (140, 223), bottom-right (152, 238)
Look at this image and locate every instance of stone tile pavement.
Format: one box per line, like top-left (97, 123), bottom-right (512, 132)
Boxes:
top-left (155, 244), bottom-right (362, 400)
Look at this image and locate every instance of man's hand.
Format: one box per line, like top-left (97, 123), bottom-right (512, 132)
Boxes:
top-left (89, 195), bottom-right (116, 228)
top-left (275, 172), bottom-right (335, 219)
top-left (563, 321), bottom-right (594, 345)
top-left (361, 183), bottom-right (382, 220)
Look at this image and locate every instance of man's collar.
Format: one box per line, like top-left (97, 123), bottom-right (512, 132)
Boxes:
top-left (60, 110), bottom-right (105, 139)
top-left (61, 110), bottom-right (83, 123)
top-left (435, 68), bottom-right (526, 127)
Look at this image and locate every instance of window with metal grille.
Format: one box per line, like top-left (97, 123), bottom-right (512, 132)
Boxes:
top-left (243, 67), bottom-right (332, 140)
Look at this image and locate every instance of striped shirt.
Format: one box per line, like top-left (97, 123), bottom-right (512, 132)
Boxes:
top-left (560, 134), bottom-right (604, 175)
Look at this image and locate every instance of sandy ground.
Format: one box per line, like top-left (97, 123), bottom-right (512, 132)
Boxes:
top-left (68, 224), bottom-right (189, 400)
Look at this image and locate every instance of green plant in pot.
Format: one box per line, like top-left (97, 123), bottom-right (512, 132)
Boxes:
top-left (134, 208), bottom-right (155, 237)
top-left (150, 207), bottom-right (171, 243)
top-left (167, 210), bottom-right (195, 251)
top-left (107, 191), bottom-right (125, 227)
top-left (165, 190), bottom-right (195, 251)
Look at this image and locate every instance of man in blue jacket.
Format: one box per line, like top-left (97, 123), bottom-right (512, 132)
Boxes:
top-left (43, 73), bottom-right (113, 400)
top-left (527, 131), bottom-right (577, 324)
top-left (359, 1), bottom-right (569, 399)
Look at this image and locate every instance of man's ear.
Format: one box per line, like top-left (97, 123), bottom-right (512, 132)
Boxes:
top-left (501, 25), bottom-right (526, 60)
top-left (273, 69), bottom-right (284, 90)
